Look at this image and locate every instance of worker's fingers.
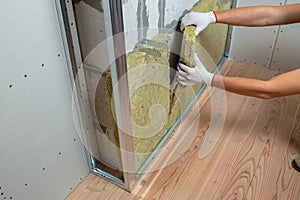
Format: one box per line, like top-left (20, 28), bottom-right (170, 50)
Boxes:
top-left (179, 81), bottom-right (190, 86)
top-left (177, 76), bottom-right (189, 86)
top-left (194, 27), bottom-right (201, 36)
top-left (178, 62), bottom-right (192, 73)
top-left (178, 75), bottom-right (194, 86)
top-left (177, 76), bottom-right (192, 86)
top-left (177, 74), bottom-right (187, 82)
top-left (178, 66), bottom-right (188, 77)
top-left (180, 14), bottom-right (193, 31)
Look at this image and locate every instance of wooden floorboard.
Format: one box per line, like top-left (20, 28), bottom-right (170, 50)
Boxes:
top-left (66, 60), bottom-right (300, 200)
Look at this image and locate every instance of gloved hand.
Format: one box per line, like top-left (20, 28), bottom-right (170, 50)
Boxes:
top-left (177, 52), bottom-right (214, 86)
top-left (180, 11), bottom-right (217, 36)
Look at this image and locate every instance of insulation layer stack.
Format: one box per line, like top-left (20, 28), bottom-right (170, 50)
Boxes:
top-left (103, 0), bottom-right (232, 172)
top-left (168, 25), bottom-right (198, 129)
top-left (180, 25), bottom-right (196, 67)
top-left (127, 34), bottom-right (172, 169)
top-left (106, 34), bottom-right (173, 169)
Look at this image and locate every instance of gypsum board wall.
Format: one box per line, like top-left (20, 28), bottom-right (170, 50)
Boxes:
top-left (93, 70), bottom-right (124, 179)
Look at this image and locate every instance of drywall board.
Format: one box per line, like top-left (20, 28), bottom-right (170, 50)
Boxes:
top-left (228, 0), bottom-right (284, 67)
top-left (269, 0), bottom-right (300, 72)
top-left (122, 0), bottom-right (199, 51)
top-left (269, 23), bottom-right (300, 72)
top-left (62, 0), bottom-right (101, 161)
top-left (83, 65), bottom-right (121, 170)
top-left (74, 1), bottom-right (114, 162)
top-left (73, 0), bottom-right (107, 60)
top-left (0, 0), bottom-right (89, 199)
top-left (229, 26), bottom-right (278, 67)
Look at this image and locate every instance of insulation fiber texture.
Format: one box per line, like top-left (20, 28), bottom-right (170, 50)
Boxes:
top-left (127, 34), bottom-right (172, 169)
top-left (103, 0), bottom-right (232, 172)
top-left (192, 0), bottom-right (232, 64)
top-left (181, 25), bottom-right (196, 67)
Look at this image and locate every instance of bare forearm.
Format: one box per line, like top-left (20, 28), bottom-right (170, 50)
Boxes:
top-left (213, 75), bottom-right (273, 99)
top-left (215, 4), bottom-right (300, 26)
top-left (213, 68), bottom-right (300, 99)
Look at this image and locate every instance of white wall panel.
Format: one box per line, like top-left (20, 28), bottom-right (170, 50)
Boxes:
top-left (269, 23), bottom-right (300, 72)
top-left (229, 26), bottom-right (279, 67)
top-left (0, 0), bottom-right (89, 199)
top-left (229, 0), bottom-right (284, 67)
top-left (74, 1), bottom-right (107, 60)
top-left (269, 0), bottom-right (300, 72)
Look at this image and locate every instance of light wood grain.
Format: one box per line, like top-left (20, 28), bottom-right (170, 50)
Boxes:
top-left (66, 60), bottom-right (300, 200)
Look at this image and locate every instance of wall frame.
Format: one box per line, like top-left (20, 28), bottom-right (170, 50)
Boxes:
top-left (56, 0), bottom-right (232, 191)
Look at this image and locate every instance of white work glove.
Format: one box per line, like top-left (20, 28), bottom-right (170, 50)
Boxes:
top-left (180, 11), bottom-right (217, 36)
top-left (177, 53), bottom-right (214, 86)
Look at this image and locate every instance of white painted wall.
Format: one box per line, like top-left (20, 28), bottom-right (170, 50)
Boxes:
top-left (229, 0), bottom-right (300, 72)
top-left (0, 0), bottom-right (89, 199)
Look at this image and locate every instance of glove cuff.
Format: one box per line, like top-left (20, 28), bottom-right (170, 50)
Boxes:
top-left (210, 74), bottom-right (216, 86)
top-left (206, 72), bottom-right (214, 86)
top-left (208, 11), bottom-right (217, 23)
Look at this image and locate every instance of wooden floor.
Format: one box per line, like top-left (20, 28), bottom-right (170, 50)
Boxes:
top-left (66, 60), bottom-right (300, 200)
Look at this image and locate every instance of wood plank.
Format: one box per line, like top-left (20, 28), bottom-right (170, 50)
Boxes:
top-left (244, 96), bottom-right (298, 200)
top-left (133, 60), bottom-right (257, 199)
top-left (174, 61), bottom-right (269, 200)
top-left (270, 97), bottom-right (300, 200)
top-left (271, 141), bottom-right (300, 200)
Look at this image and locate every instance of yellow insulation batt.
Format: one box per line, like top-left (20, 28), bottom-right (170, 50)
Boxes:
top-left (127, 34), bottom-right (172, 169)
top-left (168, 25), bottom-right (198, 130)
top-left (180, 25), bottom-right (196, 67)
top-left (169, 0), bottom-right (232, 127)
top-left (103, 0), bottom-right (232, 171)
top-left (192, 0), bottom-right (232, 64)
top-left (106, 34), bottom-right (173, 169)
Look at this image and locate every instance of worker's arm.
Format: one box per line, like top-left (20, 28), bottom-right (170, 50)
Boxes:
top-left (216, 4), bottom-right (300, 26)
top-left (181, 4), bottom-right (300, 35)
top-left (178, 54), bottom-right (300, 99)
top-left (213, 69), bottom-right (300, 99)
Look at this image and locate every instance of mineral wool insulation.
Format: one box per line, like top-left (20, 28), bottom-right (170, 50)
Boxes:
top-left (105, 0), bottom-right (232, 170)
top-left (106, 34), bottom-right (177, 169)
